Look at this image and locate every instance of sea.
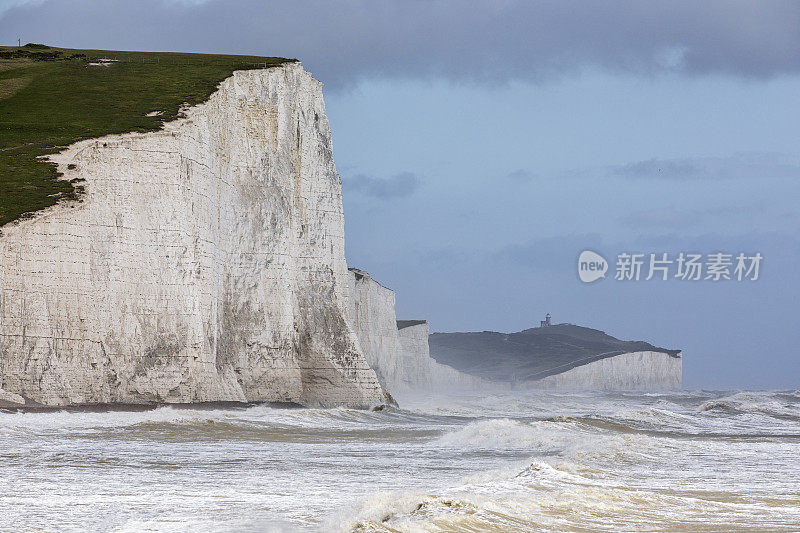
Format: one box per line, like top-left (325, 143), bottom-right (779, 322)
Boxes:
top-left (1, 389), bottom-right (799, 532)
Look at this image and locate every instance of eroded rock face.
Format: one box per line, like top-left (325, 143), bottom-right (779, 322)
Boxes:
top-left (396, 322), bottom-right (485, 390)
top-left (348, 268), bottom-right (481, 393)
top-left (0, 64), bottom-right (388, 408)
top-left (348, 269), bottom-right (403, 390)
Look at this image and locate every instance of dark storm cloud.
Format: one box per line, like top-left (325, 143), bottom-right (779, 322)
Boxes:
top-left (342, 172), bottom-right (420, 198)
top-left (2, 0), bottom-right (799, 88)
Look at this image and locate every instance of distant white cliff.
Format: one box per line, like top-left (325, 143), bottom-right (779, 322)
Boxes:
top-left (348, 269), bottom-right (403, 390)
top-left (346, 270), bottom-right (682, 393)
top-left (0, 64), bottom-right (389, 408)
top-left (530, 351), bottom-right (682, 391)
top-left (396, 321), bottom-right (484, 390)
top-left (348, 269), bottom-right (480, 393)
top-left (429, 323), bottom-right (682, 391)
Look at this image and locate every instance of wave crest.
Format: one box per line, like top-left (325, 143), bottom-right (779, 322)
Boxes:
top-left (434, 418), bottom-right (576, 452)
top-left (698, 392), bottom-right (800, 419)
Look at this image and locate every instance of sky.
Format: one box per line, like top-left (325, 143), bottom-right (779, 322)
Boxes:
top-left (2, 0), bottom-right (799, 388)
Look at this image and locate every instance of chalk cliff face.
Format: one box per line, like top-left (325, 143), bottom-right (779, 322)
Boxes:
top-left (348, 269), bottom-right (480, 393)
top-left (396, 322), bottom-right (484, 390)
top-left (531, 351), bottom-right (682, 391)
top-left (0, 64), bottom-right (389, 408)
top-left (429, 324), bottom-right (682, 391)
top-left (348, 269), bottom-right (403, 390)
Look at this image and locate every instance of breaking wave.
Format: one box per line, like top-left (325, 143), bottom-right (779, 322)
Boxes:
top-left (434, 418), bottom-right (576, 452)
top-left (3, 389), bottom-right (800, 531)
top-left (698, 391), bottom-right (800, 419)
top-left (341, 389), bottom-right (800, 532)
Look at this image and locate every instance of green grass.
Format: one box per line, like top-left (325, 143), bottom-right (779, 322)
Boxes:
top-left (0, 44), bottom-right (294, 227)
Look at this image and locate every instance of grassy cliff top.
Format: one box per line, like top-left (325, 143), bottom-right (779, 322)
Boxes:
top-left (0, 44), bottom-right (294, 227)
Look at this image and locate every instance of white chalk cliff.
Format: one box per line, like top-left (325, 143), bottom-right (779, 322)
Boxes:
top-left (345, 270), bottom-right (679, 393)
top-left (531, 351), bottom-right (682, 391)
top-left (348, 269), bottom-right (403, 390)
top-left (348, 269), bottom-right (481, 393)
top-left (0, 63), bottom-right (390, 408)
top-left (428, 324), bottom-right (682, 392)
top-left (396, 322), bottom-right (484, 390)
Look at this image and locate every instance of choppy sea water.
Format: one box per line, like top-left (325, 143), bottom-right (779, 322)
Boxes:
top-left (1, 390), bottom-right (799, 532)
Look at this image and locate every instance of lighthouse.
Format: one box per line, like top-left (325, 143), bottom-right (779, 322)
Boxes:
top-left (540, 313), bottom-right (551, 328)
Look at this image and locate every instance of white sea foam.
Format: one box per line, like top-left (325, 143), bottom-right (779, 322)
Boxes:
top-left (698, 391), bottom-right (800, 417)
top-left (3, 390), bottom-right (800, 532)
top-left (433, 417), bottom-right (578, 451)
top-left (0, 404), bottom-right (418, 436)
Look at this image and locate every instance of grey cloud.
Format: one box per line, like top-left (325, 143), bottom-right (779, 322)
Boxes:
top-left (2, 1), bottom-right (799, 88)
top-left (611, 153), bottom-right (800, 180)
top-left (505, 169), bottom-right (537, 182)
top-left (342, 171), bottom-right (419, 199)
top-left (613, 159), bottom-right (697, 180)
top-left (617, 205), bottom-right (757, 230)
top-left (0, 0), bottom-right (42, 17)
top-left (619, 207), bottom-right (712, 230)
top-left (500, 234), bottom-right (605, 272)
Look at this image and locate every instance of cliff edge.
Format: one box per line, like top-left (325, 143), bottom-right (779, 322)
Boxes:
top-left (348, 268), bottom-right (480, 393)
top-left (0, 63), bottom-right (389, 408)
top-left (429, 323), bottom-right (682, 390)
